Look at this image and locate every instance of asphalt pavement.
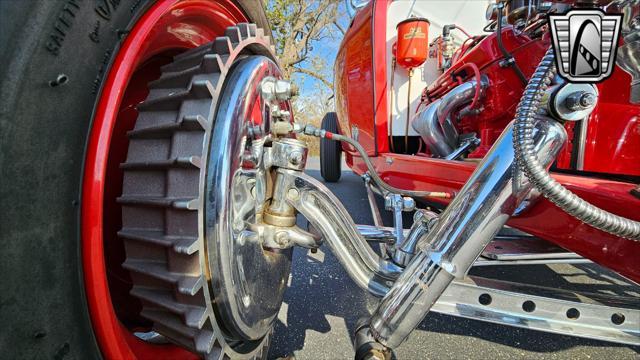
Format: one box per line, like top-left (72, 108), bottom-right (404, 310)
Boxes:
top-left (268, 157), bottom-right (640, 360)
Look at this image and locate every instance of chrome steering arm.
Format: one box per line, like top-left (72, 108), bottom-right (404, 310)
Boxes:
top-left (270, 167), bottom-right (401, 297)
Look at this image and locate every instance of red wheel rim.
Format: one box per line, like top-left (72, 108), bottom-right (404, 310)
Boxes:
top-left (81, 1), bottom-right (248, 358)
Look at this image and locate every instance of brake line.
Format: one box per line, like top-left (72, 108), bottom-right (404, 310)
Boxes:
top-left (303, 124), bottom-right (454, 199)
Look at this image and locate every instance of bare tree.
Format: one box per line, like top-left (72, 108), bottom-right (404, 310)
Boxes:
top-left (266, 0), bottom-right (343, 91)
top-left (266, 0), bottom-right (344, 156)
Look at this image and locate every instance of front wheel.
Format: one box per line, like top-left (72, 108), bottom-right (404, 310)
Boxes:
top-left (320, 112), bottom-right (343, 182)
top-left (118, 29), bottom-right (290, 358)
top-left (0, 0), bottom-right (282, 358)
top-left (118, 24), bottom-right (291, 358)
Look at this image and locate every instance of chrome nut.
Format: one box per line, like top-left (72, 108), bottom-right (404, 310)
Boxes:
top-left (274, 79), bottom-right (297, 100)
top-left (288, 151), bottom-right (303, 166)
top-left (402, 197), bottom-right (416, 212)
top-left (566, 91), bottom-right (596, 111)
top-left (260, 77), bottom-right (297, 102)
top-left (275, 231), bottom-right (290, 246)
top-left (549, 83), bottom-right (599, 121)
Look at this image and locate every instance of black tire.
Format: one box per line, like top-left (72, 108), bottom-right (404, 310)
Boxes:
top-left (0, 1), bottom-right (269, 358)
top-left (320, 112), bottom-right (342, 182)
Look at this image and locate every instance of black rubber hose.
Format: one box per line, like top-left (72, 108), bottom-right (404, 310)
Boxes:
top-left (496, 3), bottom-right (528, 86)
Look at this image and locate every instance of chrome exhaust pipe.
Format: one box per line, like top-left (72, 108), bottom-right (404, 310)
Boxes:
top-left (412, 78), bottom-right (488, 157)
top-left (368, 117), bottom-right (568, 349)
top-left (412, 99), bottom-right (452, 157)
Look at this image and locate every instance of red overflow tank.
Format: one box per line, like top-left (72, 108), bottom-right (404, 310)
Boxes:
top-left (396, 17), bottom-right (430, 70)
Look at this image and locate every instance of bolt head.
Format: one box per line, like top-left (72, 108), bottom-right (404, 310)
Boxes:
top-left (565, 90), bottom-right (597, 111)
top-left (260, 77), bottom-right (277, 101)
top-left (288, 151), bottom-right (303, 166)
top-left (287, 188), bottom-right (300, 200)
top-left (275, 231), bottom-right (289, 245)
top-left (631, 16), bottom-right (640, 30)
top-left (579, 93), bottom-right (596, 108)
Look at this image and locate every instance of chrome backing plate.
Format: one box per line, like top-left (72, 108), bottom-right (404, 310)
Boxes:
top-left (119, 23), bottom-right (286, 359)
top-left (205, 55), bottom-right (291, 343)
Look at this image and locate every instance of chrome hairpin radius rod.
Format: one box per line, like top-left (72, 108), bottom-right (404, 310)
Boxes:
top-left (366, 117), bottom-right (568, 350)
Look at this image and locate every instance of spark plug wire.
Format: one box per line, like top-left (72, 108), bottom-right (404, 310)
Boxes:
top-left (455, 63), bottom-right (482, 110)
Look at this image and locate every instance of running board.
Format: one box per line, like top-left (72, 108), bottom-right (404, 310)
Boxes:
top-left (436, 276), bottom-right (640, 346)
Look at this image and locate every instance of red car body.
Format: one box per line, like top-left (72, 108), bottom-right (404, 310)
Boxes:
top-left (334, 0), bottom-right (640, 282)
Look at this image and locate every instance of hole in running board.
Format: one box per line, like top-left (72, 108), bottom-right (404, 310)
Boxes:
top-left (566, 308), bottom-right (580, 320)
top-left (522, 300), bottom-right (536, 313)
top-left (611, 313), bottom-right (625, 325)
top-left (478, 293), bottom-right (492, 306)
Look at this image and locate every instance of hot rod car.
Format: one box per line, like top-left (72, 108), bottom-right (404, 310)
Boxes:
top-left (0, 0), bottom-right (638, 359)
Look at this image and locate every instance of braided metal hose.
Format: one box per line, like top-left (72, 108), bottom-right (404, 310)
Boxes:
top-left (512, 47), bottom-right (640, 240)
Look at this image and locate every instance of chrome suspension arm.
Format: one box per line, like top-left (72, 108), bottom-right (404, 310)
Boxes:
top-left (272, 168), bottom-right (402, 297)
